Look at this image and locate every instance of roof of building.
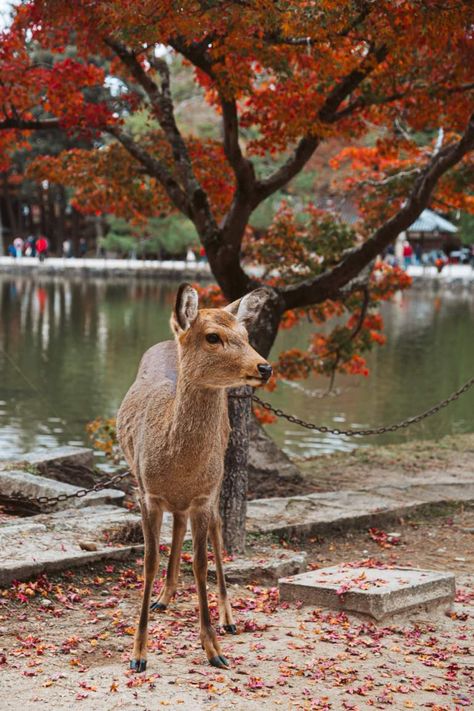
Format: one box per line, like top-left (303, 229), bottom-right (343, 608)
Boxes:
top-left (407, 209), bottom-right (458, 234)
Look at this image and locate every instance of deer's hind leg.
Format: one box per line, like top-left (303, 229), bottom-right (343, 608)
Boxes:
top-left (130, 500), bottom-right (163, 673)
top-left (151, 512), bottom-right (187, 611)
top-left (209, 513), bottom-right (236, 634)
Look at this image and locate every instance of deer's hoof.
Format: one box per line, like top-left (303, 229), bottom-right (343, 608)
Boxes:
top-left (150, 601), bottom-right (167, 612)
top-left (223, 624), bottom-right (237, 635)
top-left (209, 655), bottom-right (230, 669)
top-left (130, 659), bottom-right (147, 673)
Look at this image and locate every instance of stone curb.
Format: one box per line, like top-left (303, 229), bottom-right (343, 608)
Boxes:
top-left (246, 484), bottom-right (474, 539)
top-left (0, 544), bottom-right (145, 587)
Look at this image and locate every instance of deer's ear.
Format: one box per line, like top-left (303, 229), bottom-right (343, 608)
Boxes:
top-left (171, 283), bottom-right (199, 335)
top-left (224, 288), bottom-right (268, 330)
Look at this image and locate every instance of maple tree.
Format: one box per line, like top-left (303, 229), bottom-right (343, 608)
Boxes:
top-left (1, 0), bottom-right (473, 550)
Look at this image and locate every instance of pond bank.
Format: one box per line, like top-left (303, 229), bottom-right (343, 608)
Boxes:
top-left (0, 255), bottom-right (213, 280)
top-left (407, 263), bottom-right (473, 289)
top-left (1, 256), bottom-right (473, 287)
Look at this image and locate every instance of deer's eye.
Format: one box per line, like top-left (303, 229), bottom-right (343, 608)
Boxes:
top-left (206, 333), bottom-right (220, 344)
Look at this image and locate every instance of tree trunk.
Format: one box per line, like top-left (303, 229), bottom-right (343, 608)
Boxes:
top-left (2, 173), bottom-right (17, 236)
top-left (220, 385), bottom-right (252, 554)
top-left (220, 286), bottom-right (284, 553)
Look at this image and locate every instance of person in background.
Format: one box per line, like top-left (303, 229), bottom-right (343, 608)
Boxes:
top-left (414, 243), bottom-right (423, 265)
top-left (25, 234), bottom-right (36, 257)
top-left (62, 238), bottom-right (72, 258)
top-left (79, 237), bottom-right (87, 258)
top-left (13, 236), bottom-right (24, 258)
top-left (186, 247), bottom-right (196, 263)
top-left (7, 243), bottom-right (16, 258)
top-left (402, 240), bottom-right (413, 269)
top-left (36, 234), bottom-right (48, 262)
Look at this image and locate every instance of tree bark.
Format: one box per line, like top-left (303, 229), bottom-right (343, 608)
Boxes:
top-left (220, 286), bottom-right (284, 552)
top-left (220, 385), bottom-right (252, 554)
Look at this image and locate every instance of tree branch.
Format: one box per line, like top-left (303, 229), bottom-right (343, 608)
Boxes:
top-left (253, 44), bottom-right (388, 204)
top-left (282, 113), bottom-right (474, 310)
top-left (0, 117), bottom-right (60, 130)
top-left (106, 126), bottom-right (192, 217)
top-left (221, 98), bottom-right (255, 194)
top-left (333, 81), bottom-right (474, 122)
top-left (266, 3), bottom-right (373, 45)
top-left (105, 38), bottom-right (219, 241)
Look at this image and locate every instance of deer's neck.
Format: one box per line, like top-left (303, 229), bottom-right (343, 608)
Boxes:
top-left (170, 372), bottom-right (227, 447)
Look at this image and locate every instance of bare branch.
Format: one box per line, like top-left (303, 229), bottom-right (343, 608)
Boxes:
top-left (282, 113), bottom-right (474, 310)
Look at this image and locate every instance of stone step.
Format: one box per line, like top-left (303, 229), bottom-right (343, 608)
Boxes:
top-left (0, 504), bottom-right (308, 587)
top-left (246, 479), bottom-right (474, 538)
top-left (209, 549), bottom-right (307, 584)
top-left (0, 506), bottom-right (142, 586)
top-left (279, 564), bottom-right (456, 620)
top-left (0, 469), bottom-right (124, 510)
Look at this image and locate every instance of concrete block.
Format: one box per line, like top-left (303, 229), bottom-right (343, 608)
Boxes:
top-left (0, 505), bottom-right (143, 586)
top-left (279, 564), bottom-right (455, 620)
top-left (0, 544), bottom-right (144, 587)
top-left (209, 549), bottom-right (307, 584)
top-left (22, 446), bottom-right (94, 471)
top-left (0, 469), bottom-right (124, 510)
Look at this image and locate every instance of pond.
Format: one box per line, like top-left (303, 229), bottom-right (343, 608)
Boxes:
top-left (0, 274), bottom-right (473, 461)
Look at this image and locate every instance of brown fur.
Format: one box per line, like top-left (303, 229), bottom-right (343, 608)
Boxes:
top-left (117, 284), bottom-right (270, 671)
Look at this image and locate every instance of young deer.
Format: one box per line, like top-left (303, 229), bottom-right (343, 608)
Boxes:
top-left (117, 283), bottom-right (272, 672)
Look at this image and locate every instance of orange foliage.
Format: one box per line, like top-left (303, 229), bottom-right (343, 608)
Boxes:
top-left (0, 0), bottom-right (470, 421)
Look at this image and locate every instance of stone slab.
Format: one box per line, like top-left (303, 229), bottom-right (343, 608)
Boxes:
top-left (209, 549), bottom-right (307, 584)
top-left (0, 469), bottom-right (124, 509)
top-left (279, 564), bottom-right (456, 620)
top-left (246, 482), bottom-right (474, 538)
top-left (21, 445), bottom-right (94, 471)
top-left (0, 505), bottom-right (193, 586)
top-left (0, 543), bottom-right (144, 586)
top-left (0, 505), bottom-right (143, 586)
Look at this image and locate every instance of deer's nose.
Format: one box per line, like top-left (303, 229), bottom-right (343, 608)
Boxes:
top-left (257, 363), bottom-right (273, 381)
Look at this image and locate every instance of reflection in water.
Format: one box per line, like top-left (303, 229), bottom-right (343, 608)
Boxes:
top-left (0, 275), bottom-right (473, 460)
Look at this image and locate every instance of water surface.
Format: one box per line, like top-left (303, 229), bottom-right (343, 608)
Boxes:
top-left (0, 274), bottom-right (472, 460)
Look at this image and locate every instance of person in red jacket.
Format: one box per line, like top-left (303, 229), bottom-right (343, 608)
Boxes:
top-left (402, 241), bottom-right (413, 269)
top-left (35, 235), bottom-right (48, 262)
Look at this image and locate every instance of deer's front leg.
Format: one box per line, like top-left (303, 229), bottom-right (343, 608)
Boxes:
top-left (191, 510), bottom-right (230, 670)
top-left (209, 513), bottom-right (236, 634)
top-left (130, 501), bottom-right (162, 672)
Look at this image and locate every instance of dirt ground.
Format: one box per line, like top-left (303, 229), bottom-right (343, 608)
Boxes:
top-left (1, 507), bottom-right (473, 710)
top-left (248, 433), bottom-right (474, 499)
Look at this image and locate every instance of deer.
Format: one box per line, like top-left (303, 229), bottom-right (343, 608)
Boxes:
top-left (116, 283), bottom-right (272, 673)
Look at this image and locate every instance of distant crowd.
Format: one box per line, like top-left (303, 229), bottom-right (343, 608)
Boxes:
top-left (6, 236), bottom-right (88, 260)
top-left (384, 241), bottom-right (474, 271)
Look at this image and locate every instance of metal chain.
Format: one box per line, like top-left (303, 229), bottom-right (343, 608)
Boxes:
top-left (4, 469), bottom-right (131, 509)
top-left (251, 375), bottom-right (474, 437)
top-left (3, 376), bottom-right (473, 511)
